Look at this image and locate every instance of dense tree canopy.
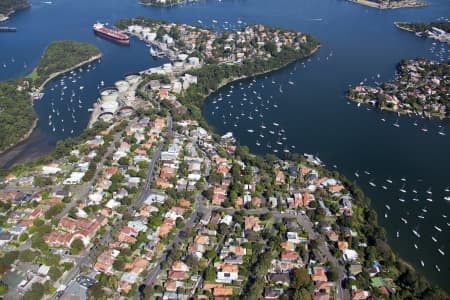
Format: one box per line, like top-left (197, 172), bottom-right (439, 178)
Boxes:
top-left (0, 40), bottom-right (100, 152)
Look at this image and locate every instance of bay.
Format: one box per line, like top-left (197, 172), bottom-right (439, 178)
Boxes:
top-left (0, 0), bottom-right (449, 291)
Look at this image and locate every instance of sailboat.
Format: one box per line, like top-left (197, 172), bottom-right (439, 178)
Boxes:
top-left (399, 185), bottom-right (407, 193)
top-left (393, 118), bottom-right (400, 128)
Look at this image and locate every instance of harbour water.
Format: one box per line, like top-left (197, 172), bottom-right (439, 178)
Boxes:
top-left (0, 0), bottom-right (449, 291)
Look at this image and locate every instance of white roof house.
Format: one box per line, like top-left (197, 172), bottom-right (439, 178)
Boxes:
top-left (63, 172), bottom-right (85, 185)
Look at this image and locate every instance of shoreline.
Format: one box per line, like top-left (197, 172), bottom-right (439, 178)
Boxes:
top-left (394, 21), bottom-right (450, 43)
top-left (35, 53), bottom-right (102, 93)
top-left (394, 21), bottom-right (416, 33)
top-left (172, 43), bottom-right (447, 296)
top-left (201, 45), bottom-right (321, 103)
top-left (0, 53), bottom-right (103, 156)
top-left (346, 97), bottom-right (447, 120)
top-left (188, 47), bottom-right (449, 296)
top-left (347, 0), bottom-right (427, 9)
top-left (0, 2), bottom-right (32, 22)
top-left (138, 0), bottom-right (189, 8)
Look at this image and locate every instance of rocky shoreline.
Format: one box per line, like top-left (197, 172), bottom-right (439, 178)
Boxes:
top-left (0, 0), bottom-right (31, 22)
top-left (347, 58), bottom-right (449, 119)
top-left (347, 0), bottom-right (427, 9)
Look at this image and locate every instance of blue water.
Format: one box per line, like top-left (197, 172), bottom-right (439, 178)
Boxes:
top-left (0, 0), bottom-right (449, 291)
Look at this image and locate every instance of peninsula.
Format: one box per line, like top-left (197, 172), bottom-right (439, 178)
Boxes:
top-left (347, 58), bottom-right (449, 118)
top-left (347, 0), bottom-right (427, 9)
top-left (395, 21), bottom-right (450, 43)
top-left (85, 16), bottom-right (320, 125)
top-left (0, 40), bottom-right (101, 153)
top-left (0, 17), bottom-right (446, 300)
top-left (0, 0), bottom-right (30, 22)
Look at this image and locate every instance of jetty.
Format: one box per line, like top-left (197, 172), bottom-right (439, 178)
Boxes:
top-left (0, 27), bottom-right (17, 32)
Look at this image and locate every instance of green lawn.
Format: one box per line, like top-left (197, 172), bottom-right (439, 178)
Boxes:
top-left (26, 69), bottom-right (39, 82)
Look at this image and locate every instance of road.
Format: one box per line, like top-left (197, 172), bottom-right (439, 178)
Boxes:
top-left (284, 213), bottom-right (348, 300)
top-left (58, 116), bottom-right (172, 300)
top-left (144, 204), bottom-right (203, 286)
top-left (56, 132), bottom-right (122, 219)
top-left (12, 134), bottom-right (121, 256)
top-left (133, 114), bottom-right (171, 211)
top-left (210, 207), bottom-right (349, 300)
top-left (51, 117), bottom-right (172, 299)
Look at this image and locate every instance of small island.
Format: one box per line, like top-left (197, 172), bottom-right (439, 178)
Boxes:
top-left (0, 40), bottom-right (101, 153)
top-left (139, 0), bottom-right (197, 7)
top-left (347, 0), bottom-right (427, 9)
top-left (395, 21), bottom-right (450, 43)
top-left (347, 58), bottom-right (449, 118)
top-left (0, 0), bottom-right (30, 22)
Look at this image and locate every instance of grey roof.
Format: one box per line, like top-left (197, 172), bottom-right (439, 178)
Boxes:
top-left (61, 281), bottom-right (87, 300)
top-left (0, 232), bottom-right (13, 241)
top-left (267, 272), bottom-right (290, 284)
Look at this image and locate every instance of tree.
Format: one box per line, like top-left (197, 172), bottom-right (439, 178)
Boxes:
top-left (88, 282), bottom-right (106, 299)
top-left (19, 250), bottom-right (36, 262)
top-left (175, 218), bottom-right (183, 229)
top-left (45, 203), bottom-right (65, 219)
top-left (204, 266), bottom-right (216, 281)
top-left (293, 288), bottom-right (310, 300)
top-left (292, 268), bottom-right (311, 289)
top-left (0, 281), bottom-right (7, 295)
top-left (63, 262), bottom-right (74, 271)
top-left (23, 282), bottom-right (45, 300)
top-left (70, 239), bottom-right (84, 255)
top-left (48, 266), bottom-right (62, 281)
top-left (19, 232), bottom-right (28, 242)
top-left (34, 176), bottom-right (52, 187)
top-left (143, 284), bottom-right (154, 300)
top-left (327, 265), bottom-right (339, 282)
top-left (113, 259), bottom-right (125, 271)
top-left (205, 250), bottom-right (216, 260)
top-left (118, 157), bottom-right (129, 166)
top-left (1, 250), bottom-right (19, 265)
top-left (0, 263), bottom-right (7, 275)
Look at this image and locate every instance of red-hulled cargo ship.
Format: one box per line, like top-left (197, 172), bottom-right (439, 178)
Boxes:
top-left (93, 22), bottom-right (129, 45)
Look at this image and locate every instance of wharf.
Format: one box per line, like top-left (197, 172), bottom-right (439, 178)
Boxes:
top-left (0, 27), bottom-right (17, 32)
